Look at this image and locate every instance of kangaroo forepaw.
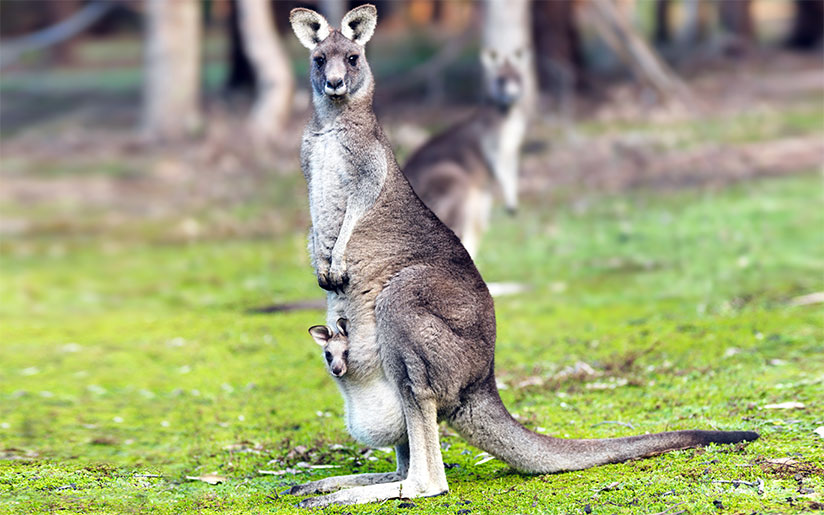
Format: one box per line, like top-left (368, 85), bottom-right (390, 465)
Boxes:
top-left (317, 271), bottom-right (334, 291)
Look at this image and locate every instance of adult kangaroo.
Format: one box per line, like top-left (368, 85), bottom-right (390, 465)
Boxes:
top-left (287, 4), bottom-right (758, 508)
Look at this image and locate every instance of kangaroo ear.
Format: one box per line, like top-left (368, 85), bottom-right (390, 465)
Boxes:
top-left (290, 8), bottom-right (331, 50)
top-left (336, 318), bottom-right (349, 337)
top-left (340, 4), bottom-right (377, 46)
top-left (308, 325), bottom-right (332, 345)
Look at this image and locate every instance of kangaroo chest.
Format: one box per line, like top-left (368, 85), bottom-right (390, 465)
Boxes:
top-left (305, 129), bottom-right (354, 255)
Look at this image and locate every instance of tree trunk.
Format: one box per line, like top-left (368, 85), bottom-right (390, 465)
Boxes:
top-left (786, 0), bottom-right (824, 50)
top-left (142, 0), bottom-right (201, 141)
top-left (678, 0), bottom-right (709, 47)
top-left (48, 0), bottom-right (80, 65)
top-left (718, 0), bottom-right (754, 43)
top-left (482, 0), bottom-right (538, 113)
top-left (532, 0), bottom-right (586, 92)
top-left (237, 0), bottom-right (294, 147)
top-left (225, 0), bottom-right (255, 94)
top-left (589, 0), bottom-right (690, 103)
top-left (653, 0), bottom-right (671, 45)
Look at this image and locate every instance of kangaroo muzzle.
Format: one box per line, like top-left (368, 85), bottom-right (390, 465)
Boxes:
top-left (325, 78), bottom-right (347, 97)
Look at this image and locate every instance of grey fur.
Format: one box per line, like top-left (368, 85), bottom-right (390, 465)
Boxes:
top-left (288, 5), bottom-right (758, 507)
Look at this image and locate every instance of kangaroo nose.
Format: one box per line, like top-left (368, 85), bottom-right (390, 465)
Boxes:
top-left (326, 78), bottom-right (343, 90)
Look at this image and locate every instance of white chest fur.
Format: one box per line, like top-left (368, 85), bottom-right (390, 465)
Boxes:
top-left (306, 130), bottom-right (350, 242)
top-left (335, 373), bottom-right (406, 447)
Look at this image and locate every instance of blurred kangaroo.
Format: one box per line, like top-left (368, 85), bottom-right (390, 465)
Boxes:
top-left (403, 48), bottom-right (527, 258)
top-left (287, 5), bottom-right (758, 508)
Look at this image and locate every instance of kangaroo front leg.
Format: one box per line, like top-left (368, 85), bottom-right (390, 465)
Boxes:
top-left (326, 201), bottom-right (367, 292)
top-left (284, 443), bottom-right (409, 496)
top-left (310, 226), bottom-right (336, 291)
top-left (297, 400), bottom-right (446, 507)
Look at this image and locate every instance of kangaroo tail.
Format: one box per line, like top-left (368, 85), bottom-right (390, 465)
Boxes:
top-left (447, 377), bottom-right (759, 474)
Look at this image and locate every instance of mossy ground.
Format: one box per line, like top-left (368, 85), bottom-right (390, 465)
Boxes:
top-left (1, 172), bottom-right (822, 514)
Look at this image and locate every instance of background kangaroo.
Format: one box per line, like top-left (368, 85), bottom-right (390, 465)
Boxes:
top-left (403, 47), bottom-right (527, 259)
top-left (288, 4), bottom-right (758, 508)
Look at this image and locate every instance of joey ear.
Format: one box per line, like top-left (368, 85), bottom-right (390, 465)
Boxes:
top-left (340, 4), bottom-right (377, 46)
top-left (336, 318), bottom-right (349, 337)
top-left (290, 8), bottom-right (331, 50)
top-left (308, 325), bottom-right (332, 345)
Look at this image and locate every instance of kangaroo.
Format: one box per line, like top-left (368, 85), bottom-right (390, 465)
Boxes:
top-left (287, 5), bottom-right (758, 508)
top-left (403, 47), bottom-right (527, 258)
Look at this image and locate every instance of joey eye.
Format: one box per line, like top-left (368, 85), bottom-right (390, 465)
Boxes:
top-left (347, 55), bottom-right (359, 66)
top-left (343, 350), bottom-right (349, 359)
top-left (314, 56), bottom-right (326, 68)
top-left (324, 351), bottom-right (332, 362)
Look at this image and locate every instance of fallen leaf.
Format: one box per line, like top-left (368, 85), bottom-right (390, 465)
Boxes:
top-left (186, 473), bottom-right (226, 485)
top-left (764, 401), bottom-right (805, 410)
top-left (286, 445), bottom-right (308, 459)
top-left (475, 456), bottom-right (496, 466)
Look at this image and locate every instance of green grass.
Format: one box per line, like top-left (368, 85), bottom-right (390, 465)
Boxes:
top-left (576, 99), bottom-right (823, 149)
top-left (1, 173), bottom-right (823, 513)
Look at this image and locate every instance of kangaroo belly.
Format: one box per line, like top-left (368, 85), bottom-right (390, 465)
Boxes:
top-left (339, 377), bottom-right (406, 447)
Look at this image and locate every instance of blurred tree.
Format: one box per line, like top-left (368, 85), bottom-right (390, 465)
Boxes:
top-left (47, 0), bottom-right (80, 65)
top-left (718, 0), bottom-right (754, 48)
top-left (589, 0), bottom-right (690, 103)
top-left (654, 0), bottom-right (671, 45)
top-left (786, 0), bottom-right (824, 50)
top-left (532, 0), bottom-right (587, 92)
top-left (679, 0), bottom-right (711, 48)
top-left (225, 0), bottom-right (256, 94)
top-left (237, 0), bottom-right (294, 147)
top-left (142, 0), bottom-right (202, 141)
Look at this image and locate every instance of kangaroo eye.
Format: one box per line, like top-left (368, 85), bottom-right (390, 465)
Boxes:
top-left (324, 351), bottom-right (332, 362)
top-left (314, 56), bottom-right (326, 68)
top-left (343, 350), bottom-right (349, 359)
top-left (348, 55), bottom-right (359, 66)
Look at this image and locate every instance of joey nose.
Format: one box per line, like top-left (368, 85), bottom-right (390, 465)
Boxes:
top-left (326, 78), bottom-right (344, 90)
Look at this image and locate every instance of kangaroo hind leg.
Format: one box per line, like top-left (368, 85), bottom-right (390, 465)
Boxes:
top-left (296, 396), bottom-right (446, 507)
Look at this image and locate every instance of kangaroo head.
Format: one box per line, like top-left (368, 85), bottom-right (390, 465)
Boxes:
top-left (480, 47), bottom-right (525, 109)
top-left (309, 319), bottom-right (350, 377)
top-left (290, 5), bottom-right (377, 105)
